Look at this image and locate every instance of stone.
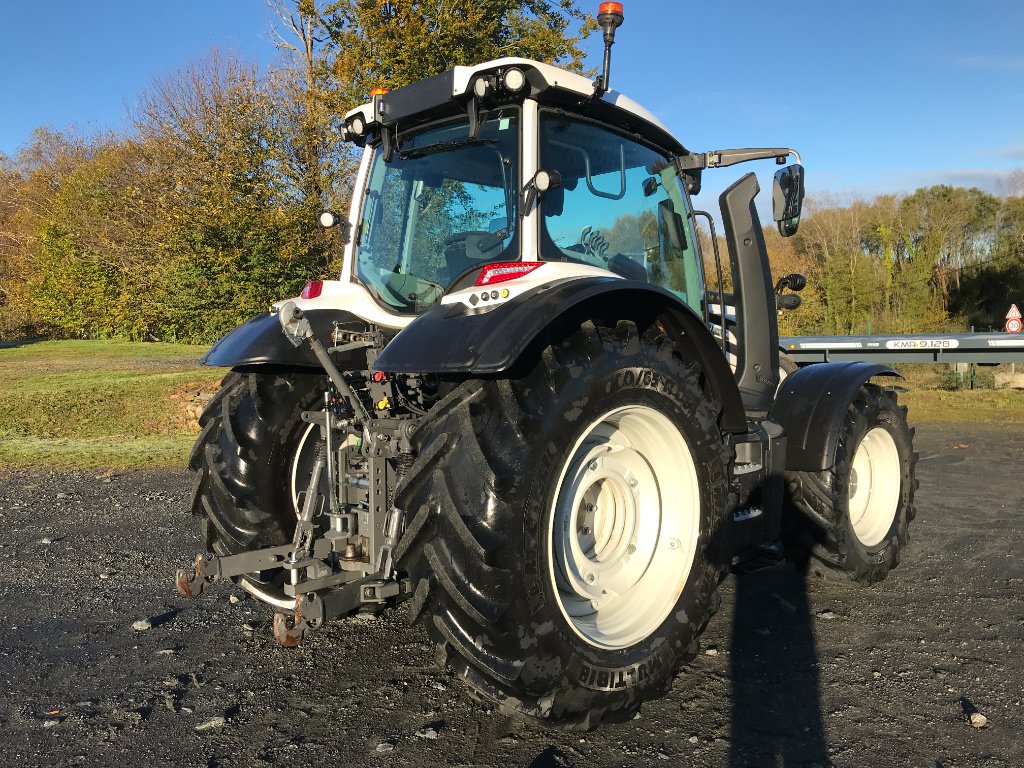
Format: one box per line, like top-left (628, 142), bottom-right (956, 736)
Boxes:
top-left (195, 716), bottom-right (226, 732)
top-left (969, 712), bottom-right (988, 729)
top-left (132, 618), bottom-right (152, 632)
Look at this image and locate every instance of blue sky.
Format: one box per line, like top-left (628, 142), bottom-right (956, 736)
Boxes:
top-left (2, 0), bottom-right (1022, 210)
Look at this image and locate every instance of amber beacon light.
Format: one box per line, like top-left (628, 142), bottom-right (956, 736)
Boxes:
top-left (596, 3), bottom-right (624, 93)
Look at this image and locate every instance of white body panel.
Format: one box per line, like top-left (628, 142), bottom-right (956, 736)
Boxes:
top-left (271, 281), bottom-right (414, 331)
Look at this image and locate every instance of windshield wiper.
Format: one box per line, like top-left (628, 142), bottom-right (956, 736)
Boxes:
top-left (398, 138), bottom-right (497, 160)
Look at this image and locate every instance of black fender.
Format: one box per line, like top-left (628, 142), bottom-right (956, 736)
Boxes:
top-left (374, 277), bottom-right (748, 433)
top-left (201, 309), bottom-right (368, 370)
top-left (768, 361), bottom-right (900, 471)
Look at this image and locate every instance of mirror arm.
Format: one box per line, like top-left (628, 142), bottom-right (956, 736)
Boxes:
top-left (679, 148), bottom-right (801, 170)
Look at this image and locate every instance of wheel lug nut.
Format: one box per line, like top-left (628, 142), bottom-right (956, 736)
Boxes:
top-left (668, 538), bottom-right (680, 550)
top-left (584, 572), bottom-right (597, 585)
top-left (588, 460), bottom-right (598, 471)
top-left (629, 477), bottom-right (638, 488)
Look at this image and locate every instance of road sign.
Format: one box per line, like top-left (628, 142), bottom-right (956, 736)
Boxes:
top-left (1008, 304), bottom-right (1022, 320)
top-left (1008, 318), bottom-right (1023, 334)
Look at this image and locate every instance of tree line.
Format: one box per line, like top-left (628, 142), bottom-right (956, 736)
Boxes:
top-left (0, 0), bottom-right (1020, 342)
top-left (756, 180), bottom-right (1024, 337)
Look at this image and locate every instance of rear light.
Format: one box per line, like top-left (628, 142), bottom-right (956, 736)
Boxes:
top-left (301, 280), bottom-right (323, 299)
top-left (475, 262), bottom-right (543, 286)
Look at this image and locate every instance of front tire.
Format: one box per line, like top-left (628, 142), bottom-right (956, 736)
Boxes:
top-left (394, 317), bottom-right (732, 727)
top-left (784, 383), bottom-right (917, 584)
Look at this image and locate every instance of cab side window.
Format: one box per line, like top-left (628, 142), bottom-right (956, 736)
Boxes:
top-left (539, 115), bottom-right (703, 310)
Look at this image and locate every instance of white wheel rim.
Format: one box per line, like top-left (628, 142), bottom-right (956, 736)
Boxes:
top-left (848, 425), bottom-right (901, 547)
top-left (547, 404), bottom-right (701, 650)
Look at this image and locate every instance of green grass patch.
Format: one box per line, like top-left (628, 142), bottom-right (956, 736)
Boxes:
top-left (0, 340), bottom-right (222, 470)
top-left (886, 363), bottom-right (1024, 423)
top-left (896, 388), bottom-right (1024, 424)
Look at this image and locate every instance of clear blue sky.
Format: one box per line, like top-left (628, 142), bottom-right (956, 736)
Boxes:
top-left (2, 0), bottom-right (1022, 210)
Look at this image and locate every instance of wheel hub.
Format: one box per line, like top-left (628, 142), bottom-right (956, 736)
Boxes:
top-left (549, 405), bottom-right (700, 650)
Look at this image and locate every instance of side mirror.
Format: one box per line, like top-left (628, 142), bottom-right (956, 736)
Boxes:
top-left (772, 164), bottom-right (805, 237)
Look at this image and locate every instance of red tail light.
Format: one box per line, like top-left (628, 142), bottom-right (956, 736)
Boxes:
top-left (475, 262), bottom-right (542, 286)
top-left (301, 280), bottom-right (323, 299)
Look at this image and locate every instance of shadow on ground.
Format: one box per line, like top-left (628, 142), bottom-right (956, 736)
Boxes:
top-left (729, 562), bottom-right (830, 767)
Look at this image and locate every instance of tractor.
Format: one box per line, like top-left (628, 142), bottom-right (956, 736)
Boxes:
top-left (177, 3), bottom-right (917, 728)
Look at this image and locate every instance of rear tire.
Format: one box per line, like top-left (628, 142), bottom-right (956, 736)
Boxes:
top-left (188, 371), bottom-right (326, 604)
top-left (784, 383), bottom-right (917, 584)
top-left (394, 317), bottom-right (732, 727)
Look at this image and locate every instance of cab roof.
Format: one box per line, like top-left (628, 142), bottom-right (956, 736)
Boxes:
top-left (344, 57), bottom-right (687, 156)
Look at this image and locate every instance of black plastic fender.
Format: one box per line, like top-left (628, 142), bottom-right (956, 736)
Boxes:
top-left (768, 361), bottom-right (900, 471)
top-left (374, 277), bottom-right (748, 434)
top-left (201, 309), bottom-right (369, 370)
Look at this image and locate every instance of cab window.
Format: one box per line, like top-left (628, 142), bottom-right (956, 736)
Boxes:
top-left (539, 114), bottom-right (703, 312)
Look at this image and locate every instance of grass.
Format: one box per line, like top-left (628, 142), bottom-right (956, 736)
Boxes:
top-left (0, 340), bottom-right (222, 470)
top-left (0, 341), bottom-right (1021, 471)
top-left (888, 363), bottom-right (1024, 425)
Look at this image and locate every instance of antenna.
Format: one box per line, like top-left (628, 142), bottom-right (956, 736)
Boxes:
top-left (595, 2), bottom-right (624, 94)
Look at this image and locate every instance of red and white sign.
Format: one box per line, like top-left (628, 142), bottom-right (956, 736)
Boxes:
top-left (1008, 303), bottom-right (1022, 320)
top-left (1007, 317), bottom-right (1023, 334)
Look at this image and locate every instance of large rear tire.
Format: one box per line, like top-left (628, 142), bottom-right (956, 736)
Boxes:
top-left (784, 383), bottom-right (917, 584)
top-left (188, 371), bottom-right (326, 605)
top-left (394, 317), bottom-right (732, 728)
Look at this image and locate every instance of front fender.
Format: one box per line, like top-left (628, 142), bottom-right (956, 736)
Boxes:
top-left (769, 361), bottom-right (900, 471)
top-left (374, 277), bottom-right (748, 433)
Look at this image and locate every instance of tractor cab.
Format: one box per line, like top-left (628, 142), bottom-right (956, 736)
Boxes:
top-left (337, 56), bottom-right (708, 319)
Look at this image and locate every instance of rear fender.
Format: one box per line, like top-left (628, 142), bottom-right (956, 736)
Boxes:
top-left (202, 309), bottom-right (371, 371)
top-left (374, 277), bottom-right (748, 433)
top-left (768, 361), bottom-right (900, 471)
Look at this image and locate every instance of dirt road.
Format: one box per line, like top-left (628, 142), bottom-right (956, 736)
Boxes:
top-left (1, 423), bottom-right (1021, 767)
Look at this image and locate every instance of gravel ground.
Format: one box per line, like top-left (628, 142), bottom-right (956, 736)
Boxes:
top-left (0, 423), bottom-right (1021, 767)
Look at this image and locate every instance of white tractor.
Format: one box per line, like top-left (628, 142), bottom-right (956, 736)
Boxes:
top-left (178, 3), bottom-right (917, 727)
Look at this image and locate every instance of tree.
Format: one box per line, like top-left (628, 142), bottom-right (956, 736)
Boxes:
top-left (314, 0), bottom-right (595, 110)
